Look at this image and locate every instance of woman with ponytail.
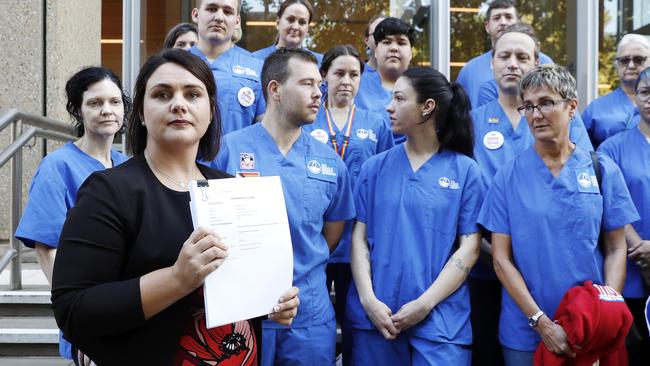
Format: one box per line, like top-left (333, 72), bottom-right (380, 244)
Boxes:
top-left (346, 67), bottom-right (484, 365)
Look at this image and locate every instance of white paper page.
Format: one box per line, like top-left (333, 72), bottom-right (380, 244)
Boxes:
top-left (188, 176), bottom-right (293, 328)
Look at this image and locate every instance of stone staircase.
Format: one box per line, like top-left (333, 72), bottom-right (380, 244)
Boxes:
top-left (0, 245), bottom-right (71, 365)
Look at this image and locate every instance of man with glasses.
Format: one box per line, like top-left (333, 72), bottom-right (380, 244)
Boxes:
top-left (469, 23), bottom-right (591, 366)
top-left (583, 34), bottom-right (650, 148)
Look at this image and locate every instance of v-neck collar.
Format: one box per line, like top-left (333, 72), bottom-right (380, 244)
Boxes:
top-left (400, 144), bottom-right (441, 178)
top-left (254, 123), bottom-right (307, 163)
top-left (527, 145), bottom-right (582, 185)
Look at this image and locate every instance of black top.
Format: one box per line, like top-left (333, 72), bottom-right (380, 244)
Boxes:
top-left (51, 155), bottom-right (259, 365)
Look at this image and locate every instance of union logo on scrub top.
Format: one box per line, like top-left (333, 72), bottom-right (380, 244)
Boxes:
top-left (307, 160), bottom-right (322, 174)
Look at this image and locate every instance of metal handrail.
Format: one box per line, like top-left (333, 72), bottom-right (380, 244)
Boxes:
top-left (0, 108), bottom-right (76, 290)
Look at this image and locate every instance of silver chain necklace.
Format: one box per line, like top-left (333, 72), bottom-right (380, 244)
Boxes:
top-left (144, 153), bottom-right (198, 189)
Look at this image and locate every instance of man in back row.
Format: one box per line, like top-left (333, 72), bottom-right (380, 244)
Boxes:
top-left (191, 0), bottom-right (266, 135)
top-left (456, 0), bottom-right (552, 109)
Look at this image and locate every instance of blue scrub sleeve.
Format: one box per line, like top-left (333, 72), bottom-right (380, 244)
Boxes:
top-left (352, 162), bottom-right (370, 224)
top-left (211, 139), bottom-right (231, 171)
top-left (16, 163), bottom-right (69, 248)
top-left (457, 162), bottom-right (487, 235)
top-left (582, 105), bottom-right (594, 132)
top-left (596, 137), bottom-right (620, 163)
top-left (324, 158), bottom-right (356, 222)
top-left (477, 169), bottom-right (511, 235)
top-left (476, 80), bottom-right (498, 108)
top-left (255, 86), bottom-right (266, 117)
top-left (569, 114), bottom-right (594, 151)
top-left (377, 116), bottom-right (395, 152)
top-left (51, 172), bottom-right (146, 339)
top-left (598, 153), bottom-right (640, 232)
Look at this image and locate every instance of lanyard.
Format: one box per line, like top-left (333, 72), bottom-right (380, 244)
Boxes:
top-left (324, 104), bottom-right (356, 159)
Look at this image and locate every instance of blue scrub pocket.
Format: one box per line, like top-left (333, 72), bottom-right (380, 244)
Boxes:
top-left (571, 192), bottom-right (603, 240)
top-left (302, 178), bottom-right (333, 223)
top-left (422, 189), bottom-right (458, 235)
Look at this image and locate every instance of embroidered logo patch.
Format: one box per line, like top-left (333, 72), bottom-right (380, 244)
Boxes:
top-left (575, 167), bottom-right (599, 193)
top-left (306, 156), bottom-right (337, 182)
top-left (240, 153), bottom-right (255, 169)
top-left (438, 177), bottom-right (460, 190)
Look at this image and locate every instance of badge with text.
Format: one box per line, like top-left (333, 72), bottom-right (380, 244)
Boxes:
top-left (483, 131), bottom-right (505, 150)
top-left (238, 87), bottom-right (255, 107)
top-left (240, 153), bottom-right (255, 169)
top-left (305, 156), bottom-right (337, 183)
top-left (232, 65), bottom-right (245, 75)
top-left (575, 167), bottom-right (599, 193)
top-left (310, 129), bottom-right (329, 144)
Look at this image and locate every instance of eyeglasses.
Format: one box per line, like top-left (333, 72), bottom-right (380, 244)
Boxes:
top-left (615, 55), bottom-right (648, 67)
top-left (637, 88), bottom-right (650, 102)
top-left (517, 99), bottom-right (568, 117)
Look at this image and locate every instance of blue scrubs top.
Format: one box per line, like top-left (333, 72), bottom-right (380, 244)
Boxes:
top-left (599, 127), bottom-right (650, 298)
top-left (471, 100), bottom-right (593, 279)
top-left (15, 142), bottom-right (128, 359)
top-left (208, 123), bottom-right (355, 328)
top-left (251, 44), bottom-right (324, 65)
top-left (303, 106), bottom-right (394, 263)
top-left (345, 145), bottom-right (486, 344)
top-left (456, 51), bottom-right (553, 109)
top-left (476, 79), bottom-right (499, 108)
top-left (477, 146), bottom-right (639, 351)
top-left (582, 87), bottom-right (640, 148)
top-left (190, 46), bottom-right (266, 135)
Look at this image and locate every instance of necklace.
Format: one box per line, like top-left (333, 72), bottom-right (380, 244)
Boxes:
top-left (144, 153), bottom-right (198, 189)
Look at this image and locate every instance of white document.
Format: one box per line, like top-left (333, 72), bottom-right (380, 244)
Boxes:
top-left (188, 176), bottom-right (293, 328)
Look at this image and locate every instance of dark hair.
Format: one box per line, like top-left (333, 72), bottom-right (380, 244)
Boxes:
top-left (163, 23), bottom-right (198, 49)
top-left (277, 0), bottom-right (314, 23)
top-left (65, 67), bottom-right (131, 138)
top-left (364, 14), bottom-right (386, 38)
top-left (373, 17), bottom-right (417, 46)
top-left (486, 0), bottom-right (517, 20)
top-left (492, 22), bottom-right (540, 60)
top-left (261, 48), bottom-right (318, 101)
top-left (401, 67), bottom-right (474, 157)
top-left (127, 49), bottom-right (220, 160)
top-left (320, 45), bottom-right (365, 76)
top-left (636, 66), bottom-right (650, 90)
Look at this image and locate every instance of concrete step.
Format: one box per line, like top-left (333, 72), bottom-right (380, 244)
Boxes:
top-left (0, 289), bottom-right (52, 317)
top-left (0, 316), bottom-right (58, 344)
top-left (0, 357), bottom-right (71, 365)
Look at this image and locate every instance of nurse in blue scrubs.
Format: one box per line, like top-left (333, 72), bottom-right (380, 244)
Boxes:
top-left (479, 64), bottom-right (638, 365)
top-left (355, 17), bottom-right (415, 144)
top-left (347, 67), bottom-right (484, 365)
top-left (252, 0), bottom-right (322, 64)
top-left (190, 0), bottom-right (266, 135)
top-left (598, 66), bottom-right (650, 364)
top-left (15, 67), bottom-right (130, 363)
top-left (582, 34), bottom-right (650, 148)
top-left (209, 48), bottom-right (355, 366)
top-left (303, 44), bottom-right (394, 363)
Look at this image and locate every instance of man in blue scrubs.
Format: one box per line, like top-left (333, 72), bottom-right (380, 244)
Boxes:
top-left (456, 0), bottom-right (552, 109)
top-left (470, 24), bottom-right (591, 366)
top-left (190, 0), bottom-right (265, 135)
top-left (208, 48), bottom-right (355, 366)
top-left (582, 34), bottom-right (650, 148)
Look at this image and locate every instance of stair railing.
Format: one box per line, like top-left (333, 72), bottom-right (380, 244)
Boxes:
top-left (0, 108), bottom-right (76, 290)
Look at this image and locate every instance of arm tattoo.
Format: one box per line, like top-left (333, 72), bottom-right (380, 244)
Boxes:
top-left (448, 256), bottom-right (470, 276)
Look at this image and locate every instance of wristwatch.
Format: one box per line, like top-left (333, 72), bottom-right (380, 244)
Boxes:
top-left (528, 310), bottom-right (545, 328)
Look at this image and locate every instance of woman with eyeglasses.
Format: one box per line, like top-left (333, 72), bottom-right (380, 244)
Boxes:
top-left (598, 66), bottom-right (650, 364)
top-left (582, 34), bottom-right (650, 148)
top-left (478, 64), bottom-right (639, 365)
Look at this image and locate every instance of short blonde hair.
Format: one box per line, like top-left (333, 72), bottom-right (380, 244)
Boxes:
top-left (519, 64), bottom-right (577, 100)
